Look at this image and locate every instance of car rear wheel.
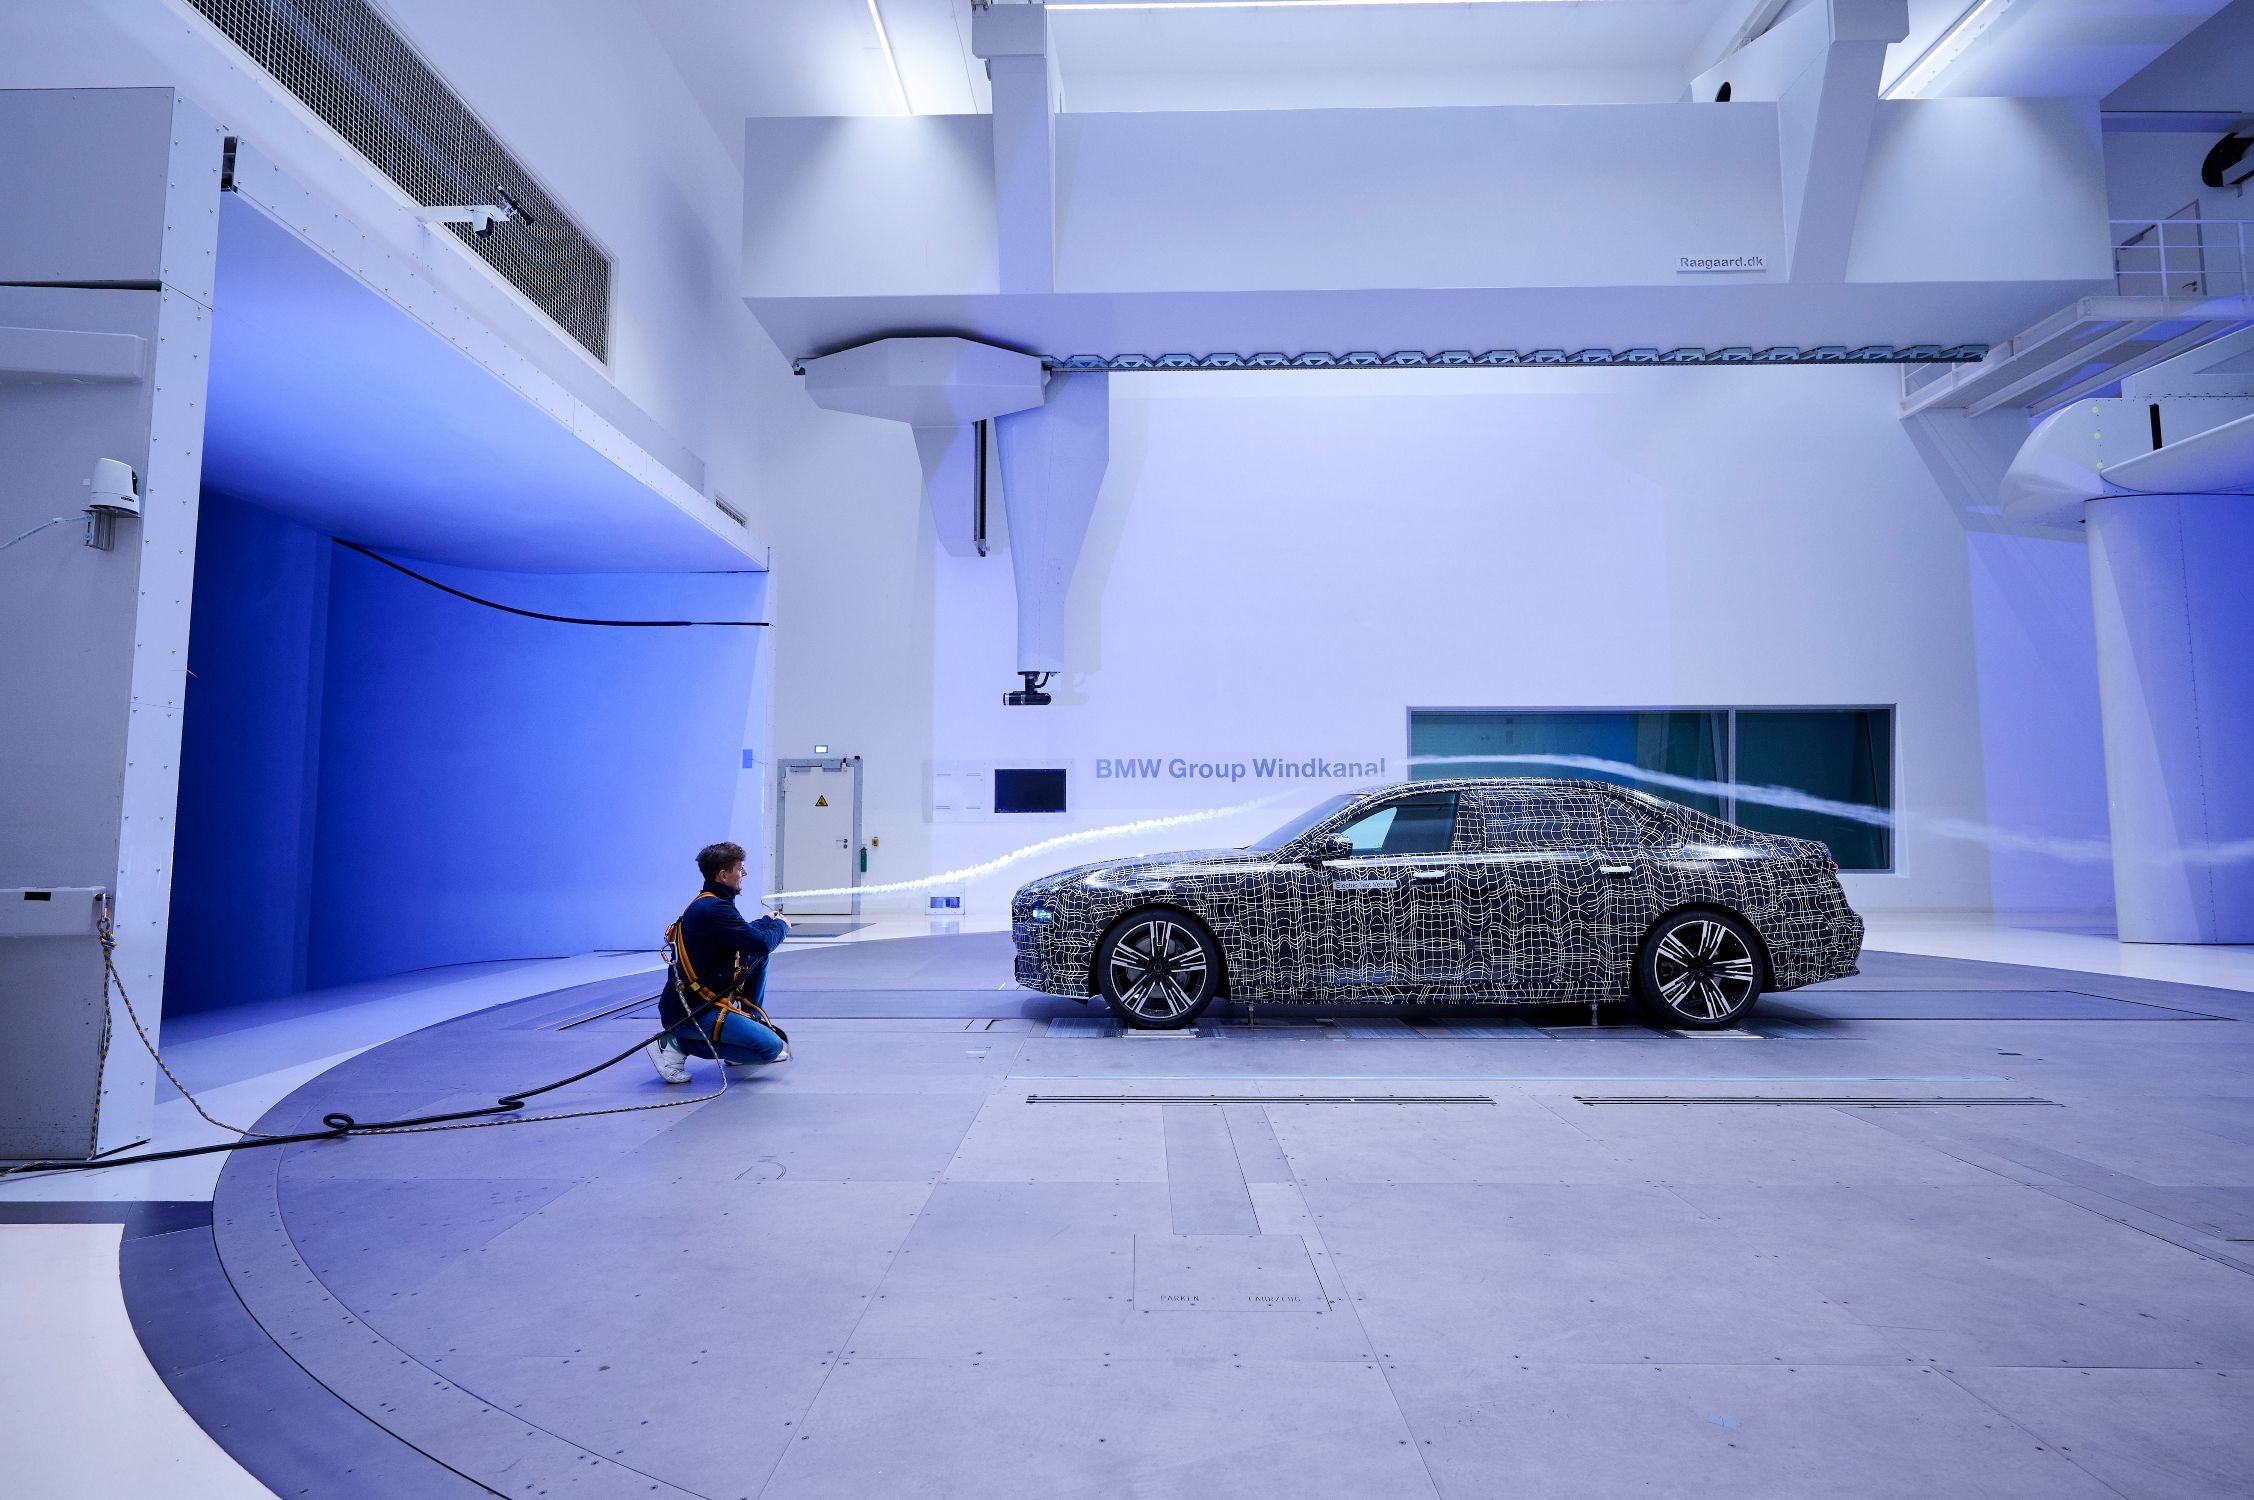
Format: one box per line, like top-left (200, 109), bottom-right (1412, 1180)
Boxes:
top-left (1095, 910), bottom-right (1220, 1029)
top-left (1635, 909), bottom-right (1762, 1029)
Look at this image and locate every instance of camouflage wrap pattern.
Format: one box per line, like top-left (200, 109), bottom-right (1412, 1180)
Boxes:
top-left (1011, 778), bottom-right (1863, 1006)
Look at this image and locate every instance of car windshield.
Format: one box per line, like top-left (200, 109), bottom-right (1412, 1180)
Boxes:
top-left (1244, 792), bottom-right (1360, 853)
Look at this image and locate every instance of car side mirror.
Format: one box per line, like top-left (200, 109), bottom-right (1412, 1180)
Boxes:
top-left (1307, 835), bottom-right (1354, 864)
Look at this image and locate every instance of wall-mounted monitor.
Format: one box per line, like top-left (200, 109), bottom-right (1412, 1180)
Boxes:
top-left (994, 768), bottom-right (1067, 814)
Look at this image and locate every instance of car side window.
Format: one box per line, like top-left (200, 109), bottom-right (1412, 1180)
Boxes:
top-left (1332, 793), bottom-right (1459, 856)
top-left (1474, 788), bottom-right (1632, 853)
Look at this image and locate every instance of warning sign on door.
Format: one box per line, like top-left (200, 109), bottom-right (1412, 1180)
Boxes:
top-left (815, 794), bottom-right (829, 807)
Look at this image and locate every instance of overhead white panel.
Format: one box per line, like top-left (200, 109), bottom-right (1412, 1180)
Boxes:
top-left (1056, 104), bottom-right (1786, 293)
top-left (206, 195), bottom-right (758, 573)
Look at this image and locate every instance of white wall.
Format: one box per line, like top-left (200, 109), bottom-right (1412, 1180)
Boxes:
top-left (2103, 130), bottom-right (2254, 225)
top-left (746, 97), bottom-right (2108, 304)
top-left (754, 384), bottom-right (943, 899)
top-left (770, 364), bottom-right (2116, 921)
top-left (1056, 104), bottom-right (1786, 292)
top-left (1058, 68), bottom-right (1686, 114)
top-left (1964, 525), bottom-right (2115, 915)
top-left (0, 90), bottom-right (221, 1154)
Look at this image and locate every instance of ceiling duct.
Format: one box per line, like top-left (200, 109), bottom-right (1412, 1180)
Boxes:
top-left (186, 0), bottom-right (612, 361)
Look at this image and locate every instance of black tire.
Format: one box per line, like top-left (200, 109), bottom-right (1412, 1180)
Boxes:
top-left (1634, 908), bottom-right (1763, 1029)
top-left (1095, 909), bottom-right (1221, 1029)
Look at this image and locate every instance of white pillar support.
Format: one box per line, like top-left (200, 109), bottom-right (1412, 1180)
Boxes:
top-left (972, 0), bottom-right (1059, 295)
top-left (1691, 0), bottom-right (1906, 283)
top-left (1777, 0), bottom-right (1904, 282)
top-left (0, 89), bottom-right (221, 1159)
top-left (2000, 351), bottom-right (2254, 942)
top-left (997, 371), bottom-right (1108, 676)
top-left (2086, 493), bottom-right (2254, 943)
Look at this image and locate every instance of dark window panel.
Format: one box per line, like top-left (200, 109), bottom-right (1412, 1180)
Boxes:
top-left (1410, 710), bottom-right (1728, 818)
top-left (1732, 709), bottom-right (1893, 871)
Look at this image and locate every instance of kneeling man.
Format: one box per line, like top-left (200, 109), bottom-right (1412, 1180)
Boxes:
top-left (647, 841), bottom-right (791, 1083)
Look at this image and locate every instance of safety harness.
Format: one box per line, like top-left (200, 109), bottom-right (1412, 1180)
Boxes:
top-left (665, 892), bottom-right (788, 1049)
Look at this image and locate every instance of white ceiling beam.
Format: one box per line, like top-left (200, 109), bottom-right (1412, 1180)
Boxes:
top-left (1694, 1), bottom-right (1909, 283)
top-left (1780, 0), bottom-right (1909, 282)
top-left (973, 1), bottom-right (1060, 295)
top-left (1685, 0), bottom-right (1797, 86)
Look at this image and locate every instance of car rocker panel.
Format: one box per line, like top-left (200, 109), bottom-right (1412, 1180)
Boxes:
top-left (1011, 778), bottom-right (1864, 1019)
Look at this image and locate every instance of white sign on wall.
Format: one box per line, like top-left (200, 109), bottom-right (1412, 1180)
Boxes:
top-left (930, 759), bottom-right (992, 823)
top-left (1094, 754), bottom-right (1389, 785)
top-left (1676, 253), bottom-right (1769, 274)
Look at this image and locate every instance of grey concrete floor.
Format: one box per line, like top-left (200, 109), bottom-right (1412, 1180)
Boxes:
top-left (201, 937), bottom-right (2254, 1499)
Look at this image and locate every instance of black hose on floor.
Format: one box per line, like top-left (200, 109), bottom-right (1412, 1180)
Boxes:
top-left (0, 917), bottom-right (734, 1181)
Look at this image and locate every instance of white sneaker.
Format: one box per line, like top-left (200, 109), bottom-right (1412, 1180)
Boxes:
top-left (646, 1037), bottom-right (691, 1085)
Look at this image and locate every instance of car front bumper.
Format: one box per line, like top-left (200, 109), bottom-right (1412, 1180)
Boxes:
top-left (1011, 914), bottom-right (1090, 997)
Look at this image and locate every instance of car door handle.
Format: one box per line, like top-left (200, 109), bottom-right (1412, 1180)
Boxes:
top-left (1599, 864), bottom-right (1634, 877)
top-left (1410, 869), bottom-right (1449, 883)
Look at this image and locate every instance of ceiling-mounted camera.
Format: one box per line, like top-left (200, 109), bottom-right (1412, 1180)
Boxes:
top-left (1003, 671), bottom-right (1053, 707)
top-left (417, 186), bottom-right (537, 237)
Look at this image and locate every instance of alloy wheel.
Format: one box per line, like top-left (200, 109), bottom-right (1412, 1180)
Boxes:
top-left (1105, 917), bottom-right (1211, 1023)
top-left (1653, 918), bottom-right (1758, 1023)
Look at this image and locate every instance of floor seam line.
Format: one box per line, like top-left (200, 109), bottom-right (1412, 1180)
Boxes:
top-left (1929, 1364), bottom-right (2140, 1500)
top-left (238, 1133), bottom-right (719, 1499)
top-left (192, 1217), bottom-right (513, 1498)
top-left (1281, 1123), bottom-right (1447, 1500)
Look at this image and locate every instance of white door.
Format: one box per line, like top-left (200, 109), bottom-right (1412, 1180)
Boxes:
top-left (779, 761), bottom-right (858, 915)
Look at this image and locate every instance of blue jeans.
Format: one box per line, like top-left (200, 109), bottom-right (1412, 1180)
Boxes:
top-left (710, 1010), bottom-right (786, 1064)
top-left (673, 1007), bottom-right (786, 1064)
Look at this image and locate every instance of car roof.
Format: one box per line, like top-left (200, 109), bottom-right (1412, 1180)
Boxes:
top-left (1354, 776), bottom-right (1643, 800)
top-left (1329, 777), bottom-right (1748, 842)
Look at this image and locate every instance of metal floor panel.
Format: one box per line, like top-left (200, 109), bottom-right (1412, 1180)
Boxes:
top-left (141, 936), bottom-right (2254, 1499)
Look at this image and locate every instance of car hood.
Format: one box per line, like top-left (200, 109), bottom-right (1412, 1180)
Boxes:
top-left (1019, 847), bottom-right (1265, 893)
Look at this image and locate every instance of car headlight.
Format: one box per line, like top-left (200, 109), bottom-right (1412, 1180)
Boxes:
top-left (1027, 905), bottom-right (1056, 924)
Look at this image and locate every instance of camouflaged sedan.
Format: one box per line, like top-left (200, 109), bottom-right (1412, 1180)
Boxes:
top-left (1010, 777), bottom-right (1863, 1029)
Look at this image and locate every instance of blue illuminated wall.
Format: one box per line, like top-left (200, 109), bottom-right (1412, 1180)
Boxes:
top-left (165, 493), bottom-right (765, 1011)
top-left (164, 492), bottom-right (330, 1012)
top-left (310, 543), bottom-right (762, 984)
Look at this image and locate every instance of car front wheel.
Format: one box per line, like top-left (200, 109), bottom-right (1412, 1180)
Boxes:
top-left (1095, 910), bottom-right (1220, 1029)
top-left (1635, 909), bottom-right (1762, 1029)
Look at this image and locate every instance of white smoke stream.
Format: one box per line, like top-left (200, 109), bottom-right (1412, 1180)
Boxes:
top-left (762, 790), bottom-right (1304, 903)
top-left (763, 751), bottom-right (2250, 904)
top-left (1405, 752), bottom-right (2254, 867)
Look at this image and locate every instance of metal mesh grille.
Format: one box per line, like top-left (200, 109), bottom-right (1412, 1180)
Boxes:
top-left (189, 0), bottom-right (611, 360)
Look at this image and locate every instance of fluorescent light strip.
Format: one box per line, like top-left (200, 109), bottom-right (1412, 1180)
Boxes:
top-left (866, 0), bottom-right (912, 115)
top-left (1880, 0), bottom-right (2018, 100)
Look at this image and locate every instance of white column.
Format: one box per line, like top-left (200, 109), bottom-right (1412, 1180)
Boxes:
top-left (972, 1), bottom-right (1057, 295)
top-left (997, 371), bottom-right (1108, 676)
top-left (2085, 493), bottom-right (2254, 942)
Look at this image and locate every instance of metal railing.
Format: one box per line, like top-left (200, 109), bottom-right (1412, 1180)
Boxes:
top-left (2112, 218), bottom-right (2254, 300)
